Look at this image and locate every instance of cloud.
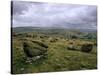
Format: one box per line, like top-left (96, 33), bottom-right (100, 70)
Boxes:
top-left (12, 1), bottom-right (97, 29)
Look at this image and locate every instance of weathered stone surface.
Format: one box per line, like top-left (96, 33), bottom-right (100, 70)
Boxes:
top-left (23, 41), bottom-right (48, 63)
top-left (81, 43), bottom-right (93, 53)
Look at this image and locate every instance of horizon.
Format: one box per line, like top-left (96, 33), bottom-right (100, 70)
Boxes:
top-left (12, 26), bottom-right (97, 30)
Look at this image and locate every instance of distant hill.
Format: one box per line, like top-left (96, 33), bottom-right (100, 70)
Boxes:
top-left (12, 26), bottom-right (97, 40)
top-left (12, 27), bottom-right (97, 33)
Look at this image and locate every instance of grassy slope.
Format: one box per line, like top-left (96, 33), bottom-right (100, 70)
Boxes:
top-left (12, 28), bottom-right (97, 74)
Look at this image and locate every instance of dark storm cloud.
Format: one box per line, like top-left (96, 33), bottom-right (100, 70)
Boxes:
top-left (12, 1), bottom-right (97, 29)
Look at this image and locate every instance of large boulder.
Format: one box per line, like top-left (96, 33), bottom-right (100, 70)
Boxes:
top-left (81, 43), bottom-right (93, 53)
top-left (23, 41), bottom-right (48, 60)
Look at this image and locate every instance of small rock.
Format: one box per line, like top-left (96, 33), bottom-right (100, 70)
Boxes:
top-left (20, 68), bottom-right (24, 71)
top-left (64, 56), bottom-right (70, 60)
top-left (55, 59), bottom-right (59, 61)
top-left (42, 62), bottom-right (46, 64)
top-left (36, 56), bottom-right (41, 59)
top-left (25, 59), bottom-right (32, 63)
top-left (30, 62), bottom-right (32, 64)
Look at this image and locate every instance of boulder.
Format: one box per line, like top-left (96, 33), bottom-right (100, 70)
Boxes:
top-left (23, 41), bottom-right (48, 62)
top-left (67, 45), bottom-right (77, 50)
top-left (81, 43), bottom-right (93, 53)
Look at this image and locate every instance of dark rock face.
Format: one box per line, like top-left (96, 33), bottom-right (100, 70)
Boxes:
top-left (23, 41), bottom-right (48, 62)
top-left (81, 44), bottom-right (93, 53)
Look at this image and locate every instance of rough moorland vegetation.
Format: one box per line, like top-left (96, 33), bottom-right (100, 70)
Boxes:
top-left (12, 27), bottom-right (97, 74)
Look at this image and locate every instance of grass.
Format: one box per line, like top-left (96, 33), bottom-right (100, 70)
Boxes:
top-left (12, 30), bottom-right (97, 74)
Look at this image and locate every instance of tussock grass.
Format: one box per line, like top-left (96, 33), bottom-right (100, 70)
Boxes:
top-left (12, 31), bottom-right (97, 74)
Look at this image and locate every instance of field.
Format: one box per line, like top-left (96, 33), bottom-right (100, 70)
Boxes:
top-left (12, 27), bottom-right (97, 74)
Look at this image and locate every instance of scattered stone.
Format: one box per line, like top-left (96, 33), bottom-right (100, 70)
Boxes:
top-left (25, 60), bottom-right (31, 63)
top-left (42, 62), bottom-right (46, 64)
top-left (20, 68), bottom-right (24, 71)
top-left (36, 56), bottom-right (41, 59)
top-left (67, 45), bottom-right (77, 50)
top-left (30, 62), bottom-right (32, 64)
top-left (55, 58), bottom-right (59, 62)
top-left (49, 38), bottom-right (58, 43)
top-left (64, 56), bottom-right (71, 60)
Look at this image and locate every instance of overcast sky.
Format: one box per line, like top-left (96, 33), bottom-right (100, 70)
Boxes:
top-left (12, 1), bottom-right (97, 29)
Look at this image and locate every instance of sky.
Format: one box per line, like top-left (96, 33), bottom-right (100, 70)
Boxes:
top-left (12, 1), bottom-right (97, 29)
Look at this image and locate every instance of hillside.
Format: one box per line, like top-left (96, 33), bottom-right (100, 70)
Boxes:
top-left (12, 27), bottom-right (97, 74)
